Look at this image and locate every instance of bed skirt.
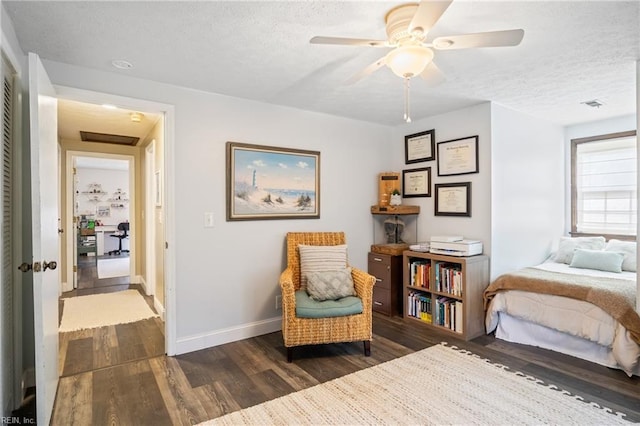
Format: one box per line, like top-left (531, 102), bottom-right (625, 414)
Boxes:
top-left (495, 312), bottom-right (640, 377)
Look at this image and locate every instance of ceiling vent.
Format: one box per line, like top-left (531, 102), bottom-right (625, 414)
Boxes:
top-left (581, 99), bottom-right (604, 108)
top-left (80, 131), bottom-right (140, 146)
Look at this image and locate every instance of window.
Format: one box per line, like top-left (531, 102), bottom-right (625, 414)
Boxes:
top-left (571, 130), bottom-right (637, 238)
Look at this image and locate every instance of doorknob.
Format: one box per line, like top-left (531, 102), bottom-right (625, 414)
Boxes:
top-left (43, 260), bottom-right (57, 271)
top-left (17, 262), bottom-right (32, 273)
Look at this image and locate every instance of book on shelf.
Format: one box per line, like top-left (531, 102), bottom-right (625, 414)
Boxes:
top-left (433, 296), bottom-right (463, 334)
top-left (407, 291), bottom-right (432, 322)
top-left (435, 262), bottom-right (462, 296)
top-left (408, 259), bottom-right (430, 288)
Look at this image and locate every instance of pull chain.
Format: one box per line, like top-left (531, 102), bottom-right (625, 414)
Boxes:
top-left (403, 76), bottom-right (412, 123)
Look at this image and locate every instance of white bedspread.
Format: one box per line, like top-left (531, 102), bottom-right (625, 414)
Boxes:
top-left (486, 263), bottom-right (640, 376)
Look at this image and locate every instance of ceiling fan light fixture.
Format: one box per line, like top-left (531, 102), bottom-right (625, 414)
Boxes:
top-left (385, 45), bottom-right (434, 78)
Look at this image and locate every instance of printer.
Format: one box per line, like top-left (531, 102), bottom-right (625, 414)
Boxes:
top-left (429, 236), bottom-right (483, 257)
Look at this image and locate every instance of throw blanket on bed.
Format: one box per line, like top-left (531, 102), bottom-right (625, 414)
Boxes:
top-left (484, 267), bottom-right (640, 344)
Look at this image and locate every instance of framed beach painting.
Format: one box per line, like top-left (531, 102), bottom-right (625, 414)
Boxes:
top-left (226, 142), bottom-right (320, 221)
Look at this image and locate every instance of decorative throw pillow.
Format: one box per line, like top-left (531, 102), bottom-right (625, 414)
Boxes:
top-left (306, 268), bottom-right (356, 301)
top-left (569, 248), bottom-right (624, 273)
top-left (553, 236), bottom-right (606, 264)
top-left (298, 244), bottom-right (348, 288)
top-left (604, 239), bottom-right (637, 272)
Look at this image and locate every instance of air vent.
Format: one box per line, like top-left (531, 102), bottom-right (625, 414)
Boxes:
top-left (581, 99), bottom-right (604, 108)
top-left (80, 131), bottom-right (139, 146)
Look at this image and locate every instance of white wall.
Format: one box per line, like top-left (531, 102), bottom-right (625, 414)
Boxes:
top-left (75, 167), bottom-right (130, 226)
top-left (490, 104), bottom-right (564, 279)
top-left (390, 103), bottom-right (493, 254)
top-left (42, 59), bottom-right (392, 353)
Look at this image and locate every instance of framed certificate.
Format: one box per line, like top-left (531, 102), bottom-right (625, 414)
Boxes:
top-left (405, 129), bottom-right (435, 164)
top-left (435, 182), bottom-right (471, 217)
top-left (402, 167), bottom-right (431, 198)
top-left (437, 136), bottom-right (479, 176)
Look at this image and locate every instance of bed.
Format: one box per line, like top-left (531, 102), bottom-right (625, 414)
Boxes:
top-left (484, 237), bottom-right (640, 377)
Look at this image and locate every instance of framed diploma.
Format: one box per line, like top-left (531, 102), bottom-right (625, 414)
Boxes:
top-left (402, 167), bottom-right (431, 198)
top-left (435, 182), bottom-right (471, 217)
top-left (405, 129), bottom-right (435, 164)
top-left (436, 135), bottom-right (479, 176)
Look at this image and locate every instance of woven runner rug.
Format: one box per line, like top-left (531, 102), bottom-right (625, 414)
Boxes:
top-left (59, 290), bottom-right (158, 332)
top-left (202, 343), bottom-right (632, 425)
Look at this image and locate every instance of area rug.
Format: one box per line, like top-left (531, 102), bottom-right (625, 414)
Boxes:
top-left (59, 290), bottom-right (158, 332)
top-left (97, 257), bottom-right (129, 279)
top-left (202, 343), bottom-right (632, 425)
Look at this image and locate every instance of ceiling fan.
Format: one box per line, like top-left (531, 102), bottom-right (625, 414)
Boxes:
top-left (310, 0), bottom-right (524, 122)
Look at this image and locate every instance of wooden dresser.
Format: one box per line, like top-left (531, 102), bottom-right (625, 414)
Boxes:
top-left (368, 252), bottom-right (403, 316)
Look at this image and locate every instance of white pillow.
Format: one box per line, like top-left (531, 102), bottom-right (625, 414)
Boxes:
top-left (298, 244), bottom-right (348, 287)
top-left (569, 248), bottom-right (624, 273)
top-left (604, 239), bottom-right (637, 272)
top-left (553, 236), bottom-right (606, 264)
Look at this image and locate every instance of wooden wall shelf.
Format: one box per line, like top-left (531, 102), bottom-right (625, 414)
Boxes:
top-left (371, 205), bottom-right (420, 215)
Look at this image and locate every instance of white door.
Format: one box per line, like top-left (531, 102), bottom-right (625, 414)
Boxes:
top-left (28, 52), bottom-right (59, 426)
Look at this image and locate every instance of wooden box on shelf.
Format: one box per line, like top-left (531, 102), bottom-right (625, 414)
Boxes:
top-left (368, 252), bottom-right (403, 316)
top-left (402, 250), bottom-right (489, 340)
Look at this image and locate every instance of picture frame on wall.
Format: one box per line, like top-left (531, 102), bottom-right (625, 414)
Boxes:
top-left (405, 129), bottom-right (435, 164)
top-left (226, 142), bottom-right (320, 221)
top-left (435, 182), bottom-right (471, 217)
top-left (436, 135), bottom-right (479, 176)
top-left (402, 167), bottom-right (431, 198)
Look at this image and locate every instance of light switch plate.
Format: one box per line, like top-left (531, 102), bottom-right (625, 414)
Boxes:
top-left (204, 212), bottom-right (214, 228)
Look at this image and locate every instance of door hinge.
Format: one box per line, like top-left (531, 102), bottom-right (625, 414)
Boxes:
top-left (165, 242), bottom-right (168, 249)
top-left (73, 265), bottom-right (77, 273)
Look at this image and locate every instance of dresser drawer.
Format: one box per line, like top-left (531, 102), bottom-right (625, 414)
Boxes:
top-left (368, 263), bottom-right (391, 289)
top-left (368, 252), bottom-right (391, 266)
top-left (368, 253), bottom-right (392, 290)
top-left (372, 287), bottom-right (391, 316)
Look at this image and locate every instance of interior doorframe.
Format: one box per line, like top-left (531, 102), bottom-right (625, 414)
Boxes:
top-left (65, 151), bottom-right (135, 292)
top-left (144, 140), bottom-right (156, 298)
top-left (54, 85), bottom-right (176, 355)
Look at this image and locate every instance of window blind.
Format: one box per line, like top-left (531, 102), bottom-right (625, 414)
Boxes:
top-left (575, 136), bottom-right (637, 235)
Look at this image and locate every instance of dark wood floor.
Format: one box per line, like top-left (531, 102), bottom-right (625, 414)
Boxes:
top-left (57, 254), bottom-right (165, 377)
top-left (48, 311), bottom-right (640, 425)
top-left (41, 256), bottom-right (640, 424)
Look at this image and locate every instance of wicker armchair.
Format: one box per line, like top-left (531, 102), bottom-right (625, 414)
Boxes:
top-left (279, 232), bottom-right (376, 362)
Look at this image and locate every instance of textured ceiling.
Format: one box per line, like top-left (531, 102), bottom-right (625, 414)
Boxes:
top-left (4, 1), bottom-right (639, 127)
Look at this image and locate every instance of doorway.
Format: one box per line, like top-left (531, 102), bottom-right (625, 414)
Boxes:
top-left (69, 154), bottom-right (133, 294)
top-left (57, 98), bottom-right (167, 377)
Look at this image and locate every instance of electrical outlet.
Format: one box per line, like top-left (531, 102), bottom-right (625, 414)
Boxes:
top-left (275, 295), bottom-right (282, 310)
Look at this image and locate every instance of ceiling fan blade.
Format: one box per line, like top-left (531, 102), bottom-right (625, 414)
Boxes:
top-left (408, 0), bottom-right (453, 35)
top-left (432, 29), bottom-right (525, 50)
top-left (420, 62), bottom-right (446, 87)
top-left (310, 36), bottom-right (388, 47)
top-left (345, 56), bottom-right (387, 85)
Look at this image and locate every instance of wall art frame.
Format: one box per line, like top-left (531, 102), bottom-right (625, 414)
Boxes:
top-left (226, 142), bottom-right (320, 221)
top-left (436, 135), bottom-right (479, 176)
top-left (402, 167), bottom-right (431, 198)
top-left (434, 182), bottom-right (471, 217)
top-left (405, 129), bottom-right (435, 164)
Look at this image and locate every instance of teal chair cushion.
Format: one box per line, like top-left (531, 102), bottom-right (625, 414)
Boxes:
top-left (295, 290), bottom-right (363, 318)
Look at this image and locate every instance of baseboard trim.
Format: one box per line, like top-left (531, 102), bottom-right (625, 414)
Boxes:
top-left (175, 317), bottom-right (281, 355)
top-left (61, 280), bottom-right (73, 293)
top-left (154, 297), bottom-right (165, 321)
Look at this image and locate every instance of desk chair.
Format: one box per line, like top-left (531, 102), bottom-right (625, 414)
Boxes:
top-left (109, 222), bottom-right (130, 255)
